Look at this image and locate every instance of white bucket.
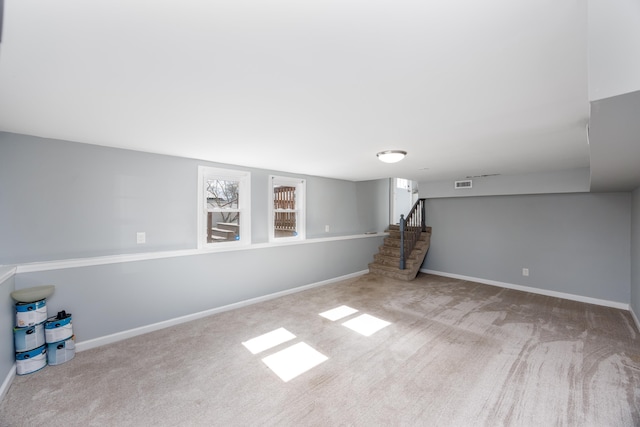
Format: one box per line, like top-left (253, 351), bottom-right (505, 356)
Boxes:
top-left (47, 336), bottom-right (75, 366)
top-left (45, 314), bottom-right (73, 343)
top-left (16, 345), bottom-right (47, 375)
top-left (14, 323), bottom-right (46, 353)
top-left (15, 299), bottom-right (47, 327)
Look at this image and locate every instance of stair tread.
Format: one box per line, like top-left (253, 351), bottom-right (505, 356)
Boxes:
top-left (211, 227), bottom-right (236, 233)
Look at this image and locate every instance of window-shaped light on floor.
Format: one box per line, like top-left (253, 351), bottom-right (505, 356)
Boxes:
top-left (319, 305), bottom-right (358, 321)
top-left (242, 328), bottom-right (296, 355)
top-left (261, 342), bottom-right (328, 382)
top-left (342, 314), bottom-right (391, 337)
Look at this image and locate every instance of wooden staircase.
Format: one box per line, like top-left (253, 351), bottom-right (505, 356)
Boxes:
top-left (368, 224), bottom-right (432, 281)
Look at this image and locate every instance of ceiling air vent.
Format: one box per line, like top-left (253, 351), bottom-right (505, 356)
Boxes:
top-left (454, 180), bottom-right (472, 189)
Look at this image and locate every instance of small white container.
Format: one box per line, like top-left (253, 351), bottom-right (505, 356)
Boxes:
top-left (16, 345), bottom-right (47, 375)
top-left (47, 336), bottom-right (75, 366)
top-left (14, 323), bottom-right (46, 353)
top-left (15, 299), bottom-right (47, 327)
top-left (45, 314), bottom-right (73, 343)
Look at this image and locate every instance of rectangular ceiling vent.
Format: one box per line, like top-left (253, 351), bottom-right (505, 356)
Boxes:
top-left (454, 180), bottom-right (472, 189)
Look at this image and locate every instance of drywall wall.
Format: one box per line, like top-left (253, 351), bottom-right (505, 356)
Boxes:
top-left (15, 236), bottom-right (383, 342)
top-left (631, 187), bottom-right (640, 318)
top-left (356, 178), bottom-right (391, 232)
top-left (0, 133), bottom-right (196, 263)
top-left (0, 132), bottom-right (389, 264)
top-left (0, 268), bottom-right (15, 401)
top-left (420, 168), bottom-right (590, 198)
top-left (0, 131), bottom-right (390, 347)
top-left (588, 0), bottom-right (640, 100)
top-left (421, 192), bottom-right (631, 303)
top-left (588, 90), bottom-right (640, 192)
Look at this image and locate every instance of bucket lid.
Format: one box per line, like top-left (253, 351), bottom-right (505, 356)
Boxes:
top-left (11, 285), bottom-right (55, 303)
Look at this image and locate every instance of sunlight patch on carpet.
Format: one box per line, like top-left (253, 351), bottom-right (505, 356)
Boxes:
top-left (242, 327), bottom-right (296, 355)
top-left (319, 305), bottom-right (358, 321)
top-left (261, 342), bottom-right (328, 382)
top-left (342, 314), bottom-right (391, 336)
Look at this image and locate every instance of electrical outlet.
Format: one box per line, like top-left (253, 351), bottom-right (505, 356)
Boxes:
top-left (137, 232), bottom-right (146, 244)
top-left (325, 225), bottom-right (330, 232)
top-left (522, 268), bottom-right (529, 276)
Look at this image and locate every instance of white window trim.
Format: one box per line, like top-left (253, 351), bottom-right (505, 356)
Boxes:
top-left (268, 175), bottom-right (306, 243)
top-left (198, 166), bottom-right (251, 249)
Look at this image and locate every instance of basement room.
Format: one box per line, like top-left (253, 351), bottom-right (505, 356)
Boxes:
top-left (1, 1), bottom-right (639, 425)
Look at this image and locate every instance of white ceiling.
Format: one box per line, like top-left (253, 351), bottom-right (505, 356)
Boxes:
top-left (0, 0), bottom-right (592, 182)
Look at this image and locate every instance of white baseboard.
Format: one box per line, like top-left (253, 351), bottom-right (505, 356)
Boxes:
top-left (0, 364), bottom-right (16, 404)
top-left (76, 270), bottom-right (368, 353)
top-left (420, 269), bottom-right (630, 311)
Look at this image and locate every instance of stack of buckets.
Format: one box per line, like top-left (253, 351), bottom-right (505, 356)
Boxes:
top-left (14, 298), bottom-right (75, 375)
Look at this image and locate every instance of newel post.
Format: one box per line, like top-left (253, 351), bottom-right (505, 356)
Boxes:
top-left (399, 214), bottom-right (406, 270)
top-left (421, 199), bottom-right (426, 232)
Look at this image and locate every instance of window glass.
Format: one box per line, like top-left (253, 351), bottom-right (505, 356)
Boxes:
top-left (269, 176), bottom-right (305, 242)
top-left (198, 167), bottom-right (250, 247)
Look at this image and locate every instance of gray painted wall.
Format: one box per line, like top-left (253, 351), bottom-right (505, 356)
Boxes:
top-left (356, 179), bottom-right (391, 233)
top-left (0, 133), bottom-right (197, 263)
top-left (0, 131), bottom-right (389, 347)
top-left (15, 237), bottom-right (384, 342)
top-left (420, 168), bottom-right (590, 198)
top-left (631, 187), bottom-right (640, 316)
top-left (589, 90), bottom-right (640, 191)
top-left (0, 132), bottom-right (389, 264)
top-left (0, 270), bottom-right (15, 394)
top-left (421, 192), bottom-right (631, 303)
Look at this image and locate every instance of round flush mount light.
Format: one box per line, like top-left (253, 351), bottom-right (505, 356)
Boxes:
top-left (376, 150), bottom-right (407, 163)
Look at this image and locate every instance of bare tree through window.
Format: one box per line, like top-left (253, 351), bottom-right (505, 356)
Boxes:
top-left (206, 179), bottom-right (239, 223)
top-left (206, 179), bottom-right (240, 242)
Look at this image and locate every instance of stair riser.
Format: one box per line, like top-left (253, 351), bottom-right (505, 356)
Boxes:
top-left (373, 254), bottom-right (422, 268)
top-left (384, 238), bottom-right (431, 249)
top-left (379, 241), bottom-right (429, 253)
top-left (378, 246), bottom-right (427, 258)
top-left (368, 264), bottom-right (416, 281)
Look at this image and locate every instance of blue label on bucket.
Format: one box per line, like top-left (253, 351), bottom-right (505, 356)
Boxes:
top-left (15, 299), bottom-right (46, 312)
top-left (16, 345), bottom-right (47, 375)
top-left (16, 345), bottom-right (46, 361)
top-left (14, 323), bottom-right (46, 352)
top-left (45, 315), bottom-right (72, 329)
top-left (45, 314), bottom-right (73, 343)
top-left (47, 336), bottom-right (75, 366)
top-left (15, 299), bottom-right (47, 327)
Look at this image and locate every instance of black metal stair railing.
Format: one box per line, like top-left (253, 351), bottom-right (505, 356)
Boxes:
top-left (399, 198), bottom-right (426, 270)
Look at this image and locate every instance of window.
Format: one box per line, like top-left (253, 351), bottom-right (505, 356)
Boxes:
top-left (396, 178), bottom-right (409, 189)
top-left (198, 166), bottom-right (251, 248)
top-left (269, 176), bottom-right (305, 242)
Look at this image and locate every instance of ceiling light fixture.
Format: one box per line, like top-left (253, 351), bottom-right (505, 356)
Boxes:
top-left (376, 150), bottom-right (407, 163)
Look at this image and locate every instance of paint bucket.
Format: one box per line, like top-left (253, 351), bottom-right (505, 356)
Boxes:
top-left (15, 299), bottom-right (47, 327)
top-left (16, 345), bottom-right (47, 375)
top-left (45, 313), bottom-right (73, 343)
top-left (14, 323), bottom-right (46, 353)
top-left (47, 335), bottom-right (75, 366)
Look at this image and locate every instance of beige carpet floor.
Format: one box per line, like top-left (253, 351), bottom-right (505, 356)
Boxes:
top-left (1, 273), bottom-right (639, 426)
